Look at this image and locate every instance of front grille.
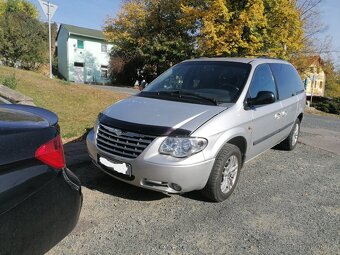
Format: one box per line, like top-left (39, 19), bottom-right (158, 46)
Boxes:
top-left (96, 123), bottom-right (156, 159)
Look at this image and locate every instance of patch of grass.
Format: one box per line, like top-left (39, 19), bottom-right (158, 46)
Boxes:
top-left (0, 72), bottom-right (17, 89)
top-left (0, 66), bottom-right (129, 139)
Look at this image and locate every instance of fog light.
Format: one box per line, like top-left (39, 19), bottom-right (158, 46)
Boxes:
top-left (169, 183), bottom-right (182, 192)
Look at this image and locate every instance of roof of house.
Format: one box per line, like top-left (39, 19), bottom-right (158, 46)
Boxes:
top-left (57, 24), bottom-right (106, 40)
top-left (305, 56), bottom-right (324, 67)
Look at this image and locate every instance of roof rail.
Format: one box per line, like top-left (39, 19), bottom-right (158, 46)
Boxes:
top-left (199, 54), bottom-right (231, 58)
top-left (256, 55), bottom-right (283, 60)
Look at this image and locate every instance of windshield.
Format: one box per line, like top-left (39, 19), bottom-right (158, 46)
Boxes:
top-left (141, 61), bottom-right (251, 105)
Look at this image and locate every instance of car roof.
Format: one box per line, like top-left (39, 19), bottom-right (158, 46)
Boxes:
top-left (182, 57), bottom-right (291, 65)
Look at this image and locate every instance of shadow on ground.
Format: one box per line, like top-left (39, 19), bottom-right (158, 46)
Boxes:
top-left (64, 139), bottom-right (168, 201)
top-left (73, 162), bottom-right (169, 202)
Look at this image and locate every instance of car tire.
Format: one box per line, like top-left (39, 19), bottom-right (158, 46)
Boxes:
top-left (202, 143), bottom-right (242, 202)
top-left (278, 118), bottom-right (300, 151)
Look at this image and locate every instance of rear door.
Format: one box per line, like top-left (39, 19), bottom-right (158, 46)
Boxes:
top-left (247, 64), bottom-right (283, 159)
top-left (269, 64), bottom-right (305, 140)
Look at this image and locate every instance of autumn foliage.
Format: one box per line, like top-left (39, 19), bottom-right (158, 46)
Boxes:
top-left (104, 0), bottom-right (305, 84)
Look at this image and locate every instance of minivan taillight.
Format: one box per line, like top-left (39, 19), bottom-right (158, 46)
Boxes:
top-left (35, 135), bottom-right (65, 169)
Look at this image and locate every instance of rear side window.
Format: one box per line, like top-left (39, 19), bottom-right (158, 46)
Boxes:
top-left (249, 64), bottom-right (277, 99)
top-left (269, 64), bottom-right (304, 100)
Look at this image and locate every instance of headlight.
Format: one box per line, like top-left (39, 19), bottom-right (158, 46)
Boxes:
top-left (159, 137), bottom-right (208, 158)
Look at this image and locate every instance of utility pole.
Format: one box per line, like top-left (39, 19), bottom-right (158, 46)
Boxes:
top-left (48, 2), bottom-right (52, 79)
top-left (38, 0), bottom-right (58, 79)
top-left (310, 74), bottom-right (315, 106)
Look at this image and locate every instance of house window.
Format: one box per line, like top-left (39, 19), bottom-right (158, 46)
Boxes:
top-left (101, 65), bottom-right (108, 79)
top-left (74, 62), bottom-right (84, 67)
top-left (101, 44), bottom-right (107, 52)
top-left (319, 81), bottom-right (323, 89)
top-left (77, 40), bottom-right (84, 49)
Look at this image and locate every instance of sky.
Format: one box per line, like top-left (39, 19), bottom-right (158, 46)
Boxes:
top-left (29, 0), bottom-right (340, 66)
top-left (29, 0), bottom-right (121, 30)
top-left (318, 0), bottom-right (340, 68)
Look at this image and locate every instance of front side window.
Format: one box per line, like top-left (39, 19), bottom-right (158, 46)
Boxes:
top-left (249, 64), bottom-right (277, 99)
top-left (141, 61), bottom-right (251, 105)
top-left (77, 40), bottom-right (84, 49)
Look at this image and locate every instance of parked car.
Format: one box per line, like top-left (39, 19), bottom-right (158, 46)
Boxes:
top-left (87, 57), bottom-right (305, 202)
top-left (0, 104), bottom-right (82, 254)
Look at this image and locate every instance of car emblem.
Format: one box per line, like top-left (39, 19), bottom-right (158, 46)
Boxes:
top-left (105, 126), bottom-right (123, 136)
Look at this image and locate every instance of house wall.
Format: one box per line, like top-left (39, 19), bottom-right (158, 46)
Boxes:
top-left (57, 26), bottom-right (69, 80)
top-left (67, 35), bottom-right (112, 84)
top-left (304, 65), bottom-right (326, 97)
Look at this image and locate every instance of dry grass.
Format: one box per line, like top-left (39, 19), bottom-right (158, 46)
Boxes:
top-left (0, 66), bottom-right (129, 139)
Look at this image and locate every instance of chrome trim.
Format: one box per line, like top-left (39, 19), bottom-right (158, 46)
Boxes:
top-left (96, 123), bottom-right (156, 159)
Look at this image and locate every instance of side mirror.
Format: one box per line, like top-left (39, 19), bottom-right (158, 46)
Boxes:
top-left (247, 91), bottom-right (276, 106)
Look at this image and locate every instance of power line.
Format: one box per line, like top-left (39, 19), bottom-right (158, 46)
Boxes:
top-left (290, 50), bottom-right (340, 54)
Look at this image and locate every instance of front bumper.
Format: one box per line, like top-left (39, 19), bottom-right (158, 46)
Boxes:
top-left (87, 129), bottom-right (214, 193)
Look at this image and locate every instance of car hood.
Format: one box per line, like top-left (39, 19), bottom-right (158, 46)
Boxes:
top-left (100, 96), bottom-right (229, 136)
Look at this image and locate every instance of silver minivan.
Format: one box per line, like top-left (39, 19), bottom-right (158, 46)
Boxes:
top-left (87, 57), bottom-right (305, 202)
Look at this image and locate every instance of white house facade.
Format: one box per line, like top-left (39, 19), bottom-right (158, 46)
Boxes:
top-left (302, 56), bottom-right (326, 97)
top-left (56, 24), bottom-right (113, 84)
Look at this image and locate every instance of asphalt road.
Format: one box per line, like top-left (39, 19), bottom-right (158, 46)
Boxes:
top-left (300, 113), bottom-right (340, 155)
top-left (48, 114), bottom-right (340, 255)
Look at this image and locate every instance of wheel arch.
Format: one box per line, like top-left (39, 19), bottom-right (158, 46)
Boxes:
top-left (227, 136), bottom-right (247, 165)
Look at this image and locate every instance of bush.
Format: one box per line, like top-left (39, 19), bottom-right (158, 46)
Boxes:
top-left (313, 98), bottom-right (340, 115)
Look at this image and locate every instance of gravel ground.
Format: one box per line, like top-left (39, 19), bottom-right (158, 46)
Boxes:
top-left (48, 141), bottom-right (340, 254)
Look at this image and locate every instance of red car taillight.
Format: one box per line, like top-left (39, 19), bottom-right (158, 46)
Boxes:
top-left (35, 135), bottom-right (65, 169)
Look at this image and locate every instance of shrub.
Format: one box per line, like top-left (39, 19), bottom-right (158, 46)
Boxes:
top-left (0, 73), bottom-right (17, 90)
top-left (313, 98), bottom-right (340, 115)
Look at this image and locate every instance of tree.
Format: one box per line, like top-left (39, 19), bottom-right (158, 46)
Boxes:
top-left (0, 0), bottom-right (48, 70)
top-left (104, 0), bottom-right (195, 84)
top-left (0, 13), bottom-right (48, 69)
top-left (323, 60), bottom-right (340, 98)
top-left (0, 0), bottom-right (38, 18)
top-left (0, 1), bottom-right (5, 16)
top-left (104, 0), bottom-right (305, 84)
top-left (297, 0), bottom-right (325, 51)
top-left (181, 0), bottom-right (304, 58)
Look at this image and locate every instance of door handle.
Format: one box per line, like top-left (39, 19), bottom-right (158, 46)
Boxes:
top-left (274, 112), bottom-right (281, 119)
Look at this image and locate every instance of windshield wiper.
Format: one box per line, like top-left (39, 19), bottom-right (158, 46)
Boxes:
top-left (180, 91), bottom-right (218, 106)
top-left (153, 90), bottom-right (218, 106)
